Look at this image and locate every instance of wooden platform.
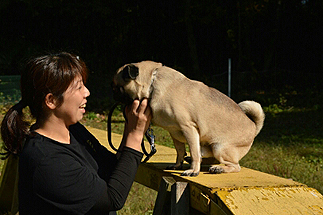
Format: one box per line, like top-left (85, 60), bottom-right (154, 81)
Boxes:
top-left (87, 126), bottom-right (323, 214)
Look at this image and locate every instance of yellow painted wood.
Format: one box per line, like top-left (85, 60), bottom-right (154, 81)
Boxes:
top-left (87, 127), bottom-right (323, 214)
top-left (0, 154), bottom-right (19, 214)
top-left (86, 126), bottom-right (123, 152)
top-left (217, 187), bottom-right (323, 215)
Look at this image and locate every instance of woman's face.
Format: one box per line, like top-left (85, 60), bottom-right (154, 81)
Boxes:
top-left (54, 76), bottom-right (90, 126)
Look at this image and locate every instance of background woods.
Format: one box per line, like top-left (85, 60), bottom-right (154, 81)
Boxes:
top-left (1, 0), bottom-right (322, 110)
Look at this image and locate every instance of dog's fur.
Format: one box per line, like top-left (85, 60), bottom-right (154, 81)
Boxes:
top-left (112, 61), bottom-right (265, 176)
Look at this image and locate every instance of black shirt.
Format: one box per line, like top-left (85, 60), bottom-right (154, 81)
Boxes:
top-left (19, 122), bottom-right (143, 214)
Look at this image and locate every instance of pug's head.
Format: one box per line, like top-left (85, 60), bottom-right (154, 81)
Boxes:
top-left (111, 64), bottom-right (139, 105)
top-left (111, 61), bottom-right (162, 105)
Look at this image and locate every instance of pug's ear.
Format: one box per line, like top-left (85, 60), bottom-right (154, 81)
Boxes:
top-left (122, 65), bottom-right (139, 81)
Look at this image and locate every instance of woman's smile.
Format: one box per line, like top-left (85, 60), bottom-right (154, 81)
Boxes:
top-left (79, 103), bottom-right (87, 113)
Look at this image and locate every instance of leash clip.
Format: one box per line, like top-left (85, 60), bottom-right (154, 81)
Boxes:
top-left (147, 126), bottom-right (155, 148)
top-left (142, 124), bottom-right (157, 163)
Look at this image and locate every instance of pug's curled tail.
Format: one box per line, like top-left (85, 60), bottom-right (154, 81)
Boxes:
top-left (238, 100), bottom-right (265, 136)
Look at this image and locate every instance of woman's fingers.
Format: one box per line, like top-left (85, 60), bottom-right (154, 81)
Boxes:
top-left (131, 100), bottom-right (140, 113)
top-left (137, 98), bottom-right (147, 113)
top-left (125, 99), bottom-right (151, 129)
top-left (129, 98), bottom-right (151, 117)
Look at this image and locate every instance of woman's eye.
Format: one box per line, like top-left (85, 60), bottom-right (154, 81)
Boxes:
top-left (78, 83), bottom-right (84, 90)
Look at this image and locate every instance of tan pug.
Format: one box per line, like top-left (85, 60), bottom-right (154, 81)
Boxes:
top-left (112, 61), bottom-right (265, 176)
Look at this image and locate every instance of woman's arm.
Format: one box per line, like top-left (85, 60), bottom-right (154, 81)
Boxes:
top-left (90, 99), bottom-right (151, 213)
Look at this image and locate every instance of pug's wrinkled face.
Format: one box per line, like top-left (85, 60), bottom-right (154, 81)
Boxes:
top-left (112, 60), bottom-right (163, 105)
top-left (111, 64), bottom-right (139, 105)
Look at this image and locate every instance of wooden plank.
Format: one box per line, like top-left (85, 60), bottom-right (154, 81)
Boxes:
top-left (0, 154), bottom-right (19, 214)
top-left (216, 187), bottom-right (323, 215)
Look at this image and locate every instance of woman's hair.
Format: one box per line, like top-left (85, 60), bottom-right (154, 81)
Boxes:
top-left (1, 52), bottom-right (88, 157)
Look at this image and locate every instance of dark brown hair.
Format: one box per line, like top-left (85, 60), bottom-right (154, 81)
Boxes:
top-left (1, 52), bottom-right (88, 157)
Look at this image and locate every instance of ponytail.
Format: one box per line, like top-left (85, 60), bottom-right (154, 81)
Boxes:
top-left (1, 100), bottom-right (30, 158)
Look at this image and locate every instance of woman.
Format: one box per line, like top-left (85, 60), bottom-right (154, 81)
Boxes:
top-left (1, 52), bottom-right (151, 214)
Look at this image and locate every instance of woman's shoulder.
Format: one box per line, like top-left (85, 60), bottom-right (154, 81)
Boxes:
top-left (20, 132), bottom-right (72, 164)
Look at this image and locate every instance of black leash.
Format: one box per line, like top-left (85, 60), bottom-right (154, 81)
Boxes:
top-left (107, 102), bottom-right (157, 163)
top-left (107, 102), bottom-right (121, 152)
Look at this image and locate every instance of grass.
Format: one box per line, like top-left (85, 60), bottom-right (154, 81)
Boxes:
top-left (240, 107), bottom-right (323, 193)
top-left (1, 97), bottom-right (322, 214)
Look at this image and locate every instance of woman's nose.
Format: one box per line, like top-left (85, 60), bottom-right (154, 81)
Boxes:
top-left (84, 86), bottom-right (90, 97)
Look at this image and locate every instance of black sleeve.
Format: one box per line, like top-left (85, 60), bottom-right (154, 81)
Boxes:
top-left (87, 147), bottom-right (143, 213)
top-left (70, 122), bottom-right (118, 181)
top-left (70, 122), bottom-right (144, 213)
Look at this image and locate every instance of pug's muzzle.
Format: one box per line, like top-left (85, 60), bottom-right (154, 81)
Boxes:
top-left (111, 83), bottom-right (134, 106)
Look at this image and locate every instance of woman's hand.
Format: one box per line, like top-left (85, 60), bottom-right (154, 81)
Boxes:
top-left (122, 99), bottom-right (152, 152)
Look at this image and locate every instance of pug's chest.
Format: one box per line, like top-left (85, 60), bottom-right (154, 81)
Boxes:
top-left (152, 111), bottom-right (177, 128)
top-left (153, 120), bottom-right (187, 143)
top-left (151, 105), bottom-right (178, 127)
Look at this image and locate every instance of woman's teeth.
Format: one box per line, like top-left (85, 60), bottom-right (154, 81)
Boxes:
top-left (79, 104), bottom-right (86, 108)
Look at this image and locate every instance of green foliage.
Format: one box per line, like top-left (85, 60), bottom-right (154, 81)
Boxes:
top-left (0, 76), bottom-right (21, 107)
top-left (85, 112), bottom-right (98, 120)
top-left (263, 103), bottom-right (284, 115)
top-left (240, 142), bottom-right (323, 192)
top-left (119, 182), bottom-right (157, 215)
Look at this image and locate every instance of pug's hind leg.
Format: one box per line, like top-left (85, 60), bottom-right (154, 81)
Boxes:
top-left (166, 137), bottom-right (186, 170)
top-left (209, 163), bottom-right (241, 174)
top-left (209, 144), bottom-right (241, 174)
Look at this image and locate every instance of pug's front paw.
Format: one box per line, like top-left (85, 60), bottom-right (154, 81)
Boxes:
top-left (181, 169), bottom-right (199, 177)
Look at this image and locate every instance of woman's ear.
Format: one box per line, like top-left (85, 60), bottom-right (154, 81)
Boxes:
top-left (44, 93), bottom-right (57, 110)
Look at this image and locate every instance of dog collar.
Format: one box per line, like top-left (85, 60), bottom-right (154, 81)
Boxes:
top-left (148, 67), bottom-right (159, 98)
